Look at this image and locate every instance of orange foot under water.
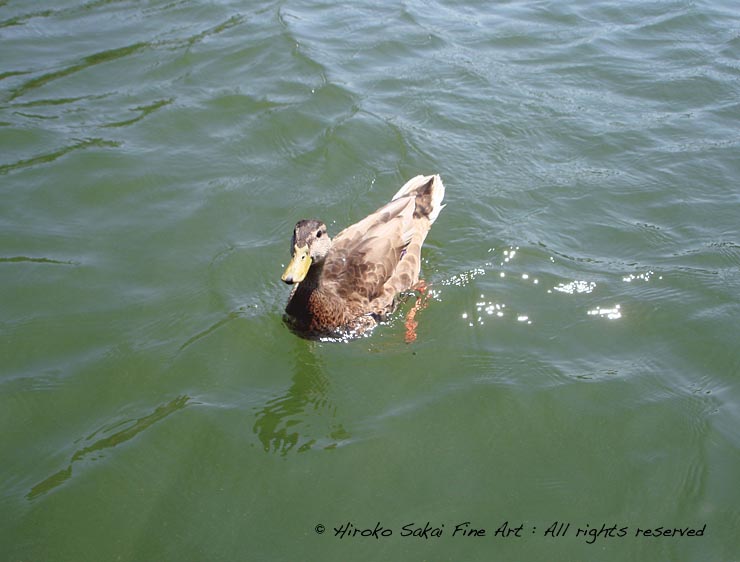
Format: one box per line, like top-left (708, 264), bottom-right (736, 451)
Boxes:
top-left (404, 280), bottom-right (430, 343)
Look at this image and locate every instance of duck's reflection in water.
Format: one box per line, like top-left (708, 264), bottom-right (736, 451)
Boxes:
top-left (252, 343), bottom-right (349, 455)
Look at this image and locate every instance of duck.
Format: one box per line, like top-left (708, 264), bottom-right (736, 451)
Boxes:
top-left (281, 174), bottom-right (445, 339)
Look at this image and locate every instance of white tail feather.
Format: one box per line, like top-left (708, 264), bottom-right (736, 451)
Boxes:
top-left (391, 174), bottom-right (446, 225)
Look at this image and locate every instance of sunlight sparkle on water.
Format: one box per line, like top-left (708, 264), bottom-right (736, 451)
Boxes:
top-left (587, 304), bottom-right (622, 320)
top-left (458, 289), bottom-right (535, 327)
top-left (448, 244), bottom-right (645, 330)
top-left (623, 271), bottom-right (661, 282)
top-left (429, 288), bottom-right (441, 300)
top-left (462, 297), bottom-right (515, 327)
top-left (440, 267), bottom-right (486, 287)
top-left (551, 280), bottom-right (596, 294)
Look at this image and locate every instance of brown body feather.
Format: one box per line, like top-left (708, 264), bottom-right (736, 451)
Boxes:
top-left (282, 174), bottom-right (445, 339)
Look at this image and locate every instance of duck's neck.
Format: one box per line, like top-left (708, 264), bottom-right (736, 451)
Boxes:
top-left (299, 260), bottom-right (324, 291)
top-left (285, 260), bottom-right (327, 322)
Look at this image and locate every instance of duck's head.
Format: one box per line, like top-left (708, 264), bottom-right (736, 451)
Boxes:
top-left (281, 219), bottom-right (331, 284)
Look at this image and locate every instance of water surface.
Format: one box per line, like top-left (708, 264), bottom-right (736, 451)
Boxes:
top-left (1, 0), bottom-right (739, 560)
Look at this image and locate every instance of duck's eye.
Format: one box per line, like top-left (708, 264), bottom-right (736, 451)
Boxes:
top-left (316, 230), bottom-right (322, 238)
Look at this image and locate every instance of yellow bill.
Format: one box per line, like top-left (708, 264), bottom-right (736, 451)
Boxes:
top-left (281, 245), bottom-right (312, 284)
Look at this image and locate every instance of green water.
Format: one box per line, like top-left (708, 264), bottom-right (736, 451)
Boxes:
top-left (2, 1), bottom-right (739, 560)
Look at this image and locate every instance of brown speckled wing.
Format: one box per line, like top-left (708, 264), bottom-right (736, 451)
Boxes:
top-left (323, 197), bottom-right (416, 307)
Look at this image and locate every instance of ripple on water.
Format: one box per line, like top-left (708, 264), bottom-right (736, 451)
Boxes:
top-left (25, 395), bottom-right (191, 500)
top-left (1, 0), bottom-right (738, 558)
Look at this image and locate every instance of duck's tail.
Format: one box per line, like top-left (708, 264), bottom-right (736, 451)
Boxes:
top-left (392, 174), bottom-right (446, 226)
